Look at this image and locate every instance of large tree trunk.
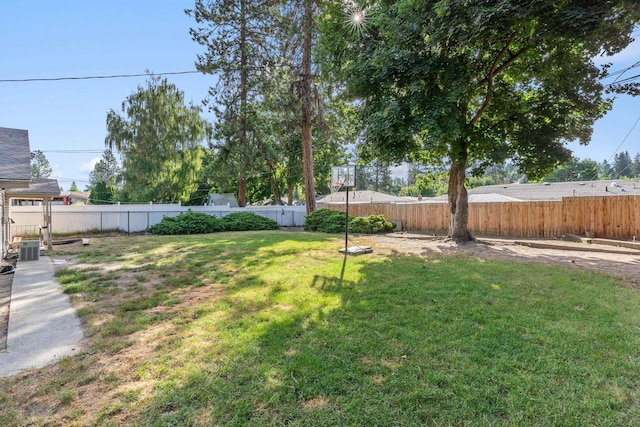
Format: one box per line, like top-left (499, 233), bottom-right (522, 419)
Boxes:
top-left (237, 0), bottom-right (248, 207)
top-left (301, 0), bottom-right (316, 214)
top-left (447, 139), bottom-right (473, 243)
top-left (238, 176), bottom-right (247, 207)
top-left (287, 180), bottom-right (295, 206)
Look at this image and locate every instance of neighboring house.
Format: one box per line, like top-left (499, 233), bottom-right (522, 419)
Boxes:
top-left (0, 127), bottom-right (32, 258)
top-left (50, 190), bottom-right (90, 205)
top-left (317, 190), bottom-right (414, 205)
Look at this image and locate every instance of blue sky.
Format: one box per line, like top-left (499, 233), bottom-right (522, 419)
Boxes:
top-left (1, 1), bottom-right (639, 191)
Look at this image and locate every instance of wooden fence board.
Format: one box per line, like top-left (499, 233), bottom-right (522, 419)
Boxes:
top-left (321, 195), bottom-right (639, 240)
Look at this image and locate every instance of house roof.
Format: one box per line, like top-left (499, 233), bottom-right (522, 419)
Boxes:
top-left (318, 190), bottom-right (412, 204)
top-left (429, 180), bottom-right (640, 202)
top-left (0, 127), bottom-right (31, 187)
top-left (6, 179), bottom-right (60, 198)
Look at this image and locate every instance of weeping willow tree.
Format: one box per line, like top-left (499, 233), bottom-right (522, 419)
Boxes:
top-left (105, 76), bottom-right (211, 203)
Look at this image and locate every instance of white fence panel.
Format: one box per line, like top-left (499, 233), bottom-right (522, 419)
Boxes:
top-left (10, 204), bottom-right (307, 235)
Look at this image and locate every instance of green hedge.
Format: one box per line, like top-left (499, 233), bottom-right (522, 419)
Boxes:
top-left (219, 212), bottom-right (280, 231)
top-left (303, 208), bottom-right (347, 233)
top-left (148, 211), bottom-right (222, 235)
top-left (148, 211), bottom-right (279, 235)
top-left (303, 208), bottom-right (396, 234)
top-left (349, 214), bottom-right (396, 234)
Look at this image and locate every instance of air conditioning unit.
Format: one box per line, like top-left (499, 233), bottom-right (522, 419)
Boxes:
top-left (19, 240), bottom-right (40, 261)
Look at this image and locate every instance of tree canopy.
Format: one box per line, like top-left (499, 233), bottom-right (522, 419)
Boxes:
top-left (88, 149), bottom-right (121, 189)
top-left (320, 0), bottom-right (640, 241)
top-left (105, 76), bottom-right (211, 203)
top-left (188, 0), bottom-right (280, 207)
top-left (30, 150), bottom-right (52, 179)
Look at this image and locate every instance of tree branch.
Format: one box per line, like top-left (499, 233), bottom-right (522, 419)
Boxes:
top-left (471, 33), bottom-right (527, 125)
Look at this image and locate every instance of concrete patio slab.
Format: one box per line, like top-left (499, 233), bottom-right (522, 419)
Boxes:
top-left (0, 256), bottom-right (83, 377)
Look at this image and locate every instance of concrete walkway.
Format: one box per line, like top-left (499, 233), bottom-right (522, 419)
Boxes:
top-left (0, 256), bottom-right (83, 377)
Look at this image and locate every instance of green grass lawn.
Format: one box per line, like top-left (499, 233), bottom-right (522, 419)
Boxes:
top-left (2, 230), bottom-right (640, 426)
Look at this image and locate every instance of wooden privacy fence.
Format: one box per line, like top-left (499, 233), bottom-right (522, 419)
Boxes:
top-left (322, 195), bottom-right (640, 240)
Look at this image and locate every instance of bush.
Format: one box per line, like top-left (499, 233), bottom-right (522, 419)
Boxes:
top-left (349, 215), bottom-right (396, 234)
top-left (219, 212), bottom-right (280, 231)
top-left (304, 209), bottom-right (396, 234)
top-left (304, 208), bottom-right (350, 233)
top-left (148, 211), bottom-right (222, 235)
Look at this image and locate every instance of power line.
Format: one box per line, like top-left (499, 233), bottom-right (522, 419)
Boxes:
top-left (606, 73), bottom-right (640, 87)
top-left (606, 113), bottom-right (640, 164)
top-left (40, 149), bottom-right (104, 153)
top-left (0, 70), bottom-right (200, 83)
top-left (0, 63), bottom-right (302, 83)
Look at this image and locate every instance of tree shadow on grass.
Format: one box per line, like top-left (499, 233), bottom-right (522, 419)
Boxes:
top-left (55, 232), bottom-right (640, 426)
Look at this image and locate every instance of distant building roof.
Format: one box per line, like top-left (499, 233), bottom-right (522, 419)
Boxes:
top-left (6, 178), bottom-right (60, 198)
top-left (208, 193), bottom-right (239, 207)
top-left (468, 193), bottom-right (522, 203)
top-left (69, 191), bottom-right (90, 201)
top-left (0, 127), bottom-right (31, 187)
top-left (318, 190), bottom-right (412, 204)
top-left (429, 180), bottom-right (640, 202)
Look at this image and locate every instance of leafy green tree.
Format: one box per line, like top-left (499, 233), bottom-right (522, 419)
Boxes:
top-left (466, 176), bottom-right (496, 188)
top-left (407, 163), bottom-right (429, 186)
top-left (320, 0), bottom-right (640, 242)
top-left (69, 181), bottom-right (79, 192)
top-left (598, 159), bottom-right (614, 179)
top-left (613, 151), bottom-right (634, 178)
top-left (30, 150), bottom-right (52, 179)
top-left (483, 162), bottom-right (519, 184)
top-left (356, 161), bottom-right (394, 193)
top-left (105, 76), bottom-right (211, 203)
top-left (185, 149), bottom-right (216, 206)
top-left (542, 157), bottom-right (598, 182)
top-left (89, 181), bottom-right (116, 205)
top-left (88, 149), bottom-right (121, 189)
top-left (415, 170), bottom-right (449, 197)
top-left (633, 153), bottom-right (640, 178)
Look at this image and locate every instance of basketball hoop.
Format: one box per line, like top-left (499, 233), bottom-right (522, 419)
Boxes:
top-left (331, 165), bottom-right (356, 189)
top-left (329, 181), bottom-right (345, 193)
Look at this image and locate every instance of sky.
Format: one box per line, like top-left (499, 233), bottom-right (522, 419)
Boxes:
top-left (1, 1), bottom-right (639, 191)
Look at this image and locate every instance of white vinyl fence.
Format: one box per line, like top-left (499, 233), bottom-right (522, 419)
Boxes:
top-left (10, 203), bottom-right (307, 236)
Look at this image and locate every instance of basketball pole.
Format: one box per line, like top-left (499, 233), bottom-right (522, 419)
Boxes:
top-left (339, 184), bottom-right (349, 282)
top-left (344, 186), bottom-right (349, 253)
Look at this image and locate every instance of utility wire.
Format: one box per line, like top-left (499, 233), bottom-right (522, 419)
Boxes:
top-left (0, 63), bottom-right (305, 83)
top-left (606, 113), bottom-right (640, 164)
top-left (0, 70), bottom-right (201, 83)
top-left (41, 149), bottom-right (104, 153)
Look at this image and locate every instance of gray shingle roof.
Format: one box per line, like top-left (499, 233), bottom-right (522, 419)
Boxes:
top-left (6, 179), bottom-right (60, 198)
top-left (318, 190), bottom-right (412, 204)
top-left (0, 127), bottom-right (31, 185)
top-left (429, 180), bottom-right (640, 202)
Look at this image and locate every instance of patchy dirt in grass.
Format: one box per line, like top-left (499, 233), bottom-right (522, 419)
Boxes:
top-left (357, 233), bottom-right (640, 287)
top-left (1, 232), bottom-right (639, 425)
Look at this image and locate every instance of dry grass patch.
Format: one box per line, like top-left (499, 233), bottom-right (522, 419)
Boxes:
top-left (3, 231), bottom-right (640, 426)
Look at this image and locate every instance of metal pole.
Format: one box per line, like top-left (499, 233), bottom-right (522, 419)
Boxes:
top-left (47, 198), bottom-right (52, 251)
top-left (345, 187), bottom-right (349, 252)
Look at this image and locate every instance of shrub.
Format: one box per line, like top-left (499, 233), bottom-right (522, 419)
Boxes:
top-left (304, 209), bottom-right (396, 234)
top-left (349, 215), bottom-right (396, 234)
top-left (219, 212), bottom-right (280, 231)
top-left (148, 211), bottom-right (222, 235)
top-left (304, 208), bottom-right (350, 233)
